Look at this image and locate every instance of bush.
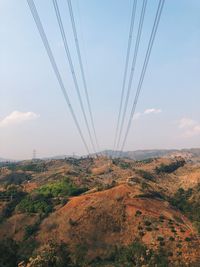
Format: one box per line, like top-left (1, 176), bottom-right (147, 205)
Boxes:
top-left (36, 178), bottom-right (88, 198)
top-left (137, 170), bottom-right (155, 181)
top-left (7, 162), bottom-right (46, 173)
top-left (0, 239), bottom-right (18, 267)
top-left (144, 220), bottom-right (152, 226)
top-left (0, 190), bottom-right (26, 220)
top-left (24, 222), bottom-right (40, 240)
top-left (155, 159), bottom-right (185, 174)
top-left (160, 241), bottom-right (165, 246)
top-left (185, 237), bottom-right (192, 242)
top-left (112, 159), bottom-right (131, 169)
top-left (170, 185), bottom-right (200, 233)
top-left (116, 241), bottom-right (152, 266)
top-left (135, 210), bottom-right (142, 216)
top-left (0, 173), bottom-right (31, 185)
top-left (27, 241), bottom-right (72, 267)
top-left (159, 215), bottom-right (165, 222)
top-left (157, 236), bottom-right (164, 242)
top-left (17, 195), bottom-right (52, 214)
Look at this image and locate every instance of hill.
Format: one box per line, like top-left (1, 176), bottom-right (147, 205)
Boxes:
top-left (0, 156), bottom-right (199, 266)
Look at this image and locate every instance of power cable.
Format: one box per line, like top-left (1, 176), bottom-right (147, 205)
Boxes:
top-left (116, 0), bottom-right (148, 153)
top-left (26, 0), bottom-right (90, 155)
top-left (120, 0), bottom-right (165, 153)
top-left (67, 0), bottom-right (100, 153)
top-left (113, 0), bottom-right (137, 154)
top-left (53, 0), bottom-right (97, 154)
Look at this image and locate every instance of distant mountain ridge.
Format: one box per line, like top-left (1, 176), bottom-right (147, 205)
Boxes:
top-left (1, 148), bottom-right (200, 162)
top-left (98, 148), bottom-right (200, 160)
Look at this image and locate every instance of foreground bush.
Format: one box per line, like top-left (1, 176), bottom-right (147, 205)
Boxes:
top-left (26, 241), bottom-right (71, 267)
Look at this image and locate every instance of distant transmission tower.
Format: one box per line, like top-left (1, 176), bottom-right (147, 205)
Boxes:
top-left (32, 149), bottom-right (36, 160)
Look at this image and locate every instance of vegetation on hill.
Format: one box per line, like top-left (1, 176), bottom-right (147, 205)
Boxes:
top-left (0, 238), bottom-right (19, 267)
top-left (155, 159), bottom-right (185, 174)
top-left (136, 169), bottom-right (155, 181)
top-left (170, 185), bottom-right (200, 233)
top-left (37, 178), bottom-right (88, 198)
top-left (0, 185), bottom-right (26, 221)
top-left (7, 162), bottom-right (47, 173)
top-left (0, 157), bottom-right (200, 266)
top-left (16, 178), bottom-right (87, 215)
top-left (0, 172), bottom-right (31, 185)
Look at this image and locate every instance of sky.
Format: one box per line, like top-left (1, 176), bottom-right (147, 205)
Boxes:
top-left (0, 0), bottom-right (200, 160)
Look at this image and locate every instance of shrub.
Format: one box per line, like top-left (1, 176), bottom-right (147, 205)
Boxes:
top-left (116, 241), bottom-right (153, 266)
top-left (155, 159), bottom-right (185, 174)
top-left (139, 231), bottom-right (145, 237)
top-left (137, 170), bottom-right (155, 181)
top-left (144, 220), bottom-right (152, 226)
top-left (160, 241), bottom-right (165, 246)
top-left (36, 178), bottom-right (88, 198)
top-left (171, 229), bottom-right (177, 233)
top-left (176, 243), bottom-right (182, 248)
top-left (7, 162), bottom-right (47, 173)
top-left (157, 236), bottom-right (164, 242)
top-left (0, 239), bottom-right (18, 267)
top-left (167, 252), bottom-right (173, 257)
top-left (17, 195), bottom-right (52, 214)
top-left (168, 219), bottom-right (174, 225)
top-left (24, 223), bottom-right (39, 240)
top-left (135, 210), bottom-right (142, 216)
top-left (27, 241), bottom-right (71, 267)
top-left (170, 185), bottom-right (200, 233)
top-left (69, 218), bottom-right (78, 226)
top-left (1, 190), bottom-right (26, 220)
top-left (0, 173), bottom-right (31, 185)
top-left (185, 237), bottom-right (192, 242)
top-left (159, 215), bottom-right (165, 221)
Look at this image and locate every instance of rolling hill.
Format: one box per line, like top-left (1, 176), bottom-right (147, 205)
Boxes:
top-left (0, 155), bottom-right (200, 266)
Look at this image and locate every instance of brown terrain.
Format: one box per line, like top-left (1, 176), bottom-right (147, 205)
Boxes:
top-left (0, 153), bottom-right (200, 266)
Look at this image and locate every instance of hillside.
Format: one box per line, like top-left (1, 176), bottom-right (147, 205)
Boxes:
top-left (0, 156), bottom-right (200, 266)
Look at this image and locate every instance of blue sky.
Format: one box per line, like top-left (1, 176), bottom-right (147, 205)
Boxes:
top-left (0, 0), bottom-right (200, 159)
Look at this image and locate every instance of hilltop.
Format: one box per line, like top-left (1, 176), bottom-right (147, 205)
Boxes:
top-left (0, 155), bottom-right (200, 266)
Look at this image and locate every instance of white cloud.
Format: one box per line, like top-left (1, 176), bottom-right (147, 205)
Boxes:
top-left (0, 111), bottom-right (40, 128)
top-left (178, 117), bottom-right (200, 137)
top-left (144, 108), bottom-right (162, 115)
top-left (133, 108), bottom-right (162, 120)
top-left (178, 118), bottom-right (197, 129)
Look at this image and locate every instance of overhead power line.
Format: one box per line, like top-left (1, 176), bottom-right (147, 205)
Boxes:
top-left (52, 0), bottom-right (96, 154)
top-left (120, 0), bottom-right (165, 152)
top-left (113, 0), bottom-right (137, 152)
top-left (116, 0), bottom-right (148, 152)
top-left (26, 0), bottom-right (90, 155)
top-left (67, 0), bottom-right (100, 152)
